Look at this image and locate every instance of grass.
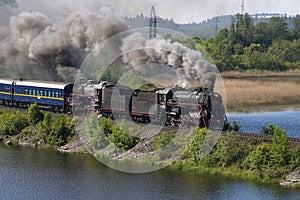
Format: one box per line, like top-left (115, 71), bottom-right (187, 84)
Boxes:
top-left (220, 73), bottom-right (300, 112)
top-left (221, 70), bottom-right (300, 78)
top-left (169, 161), bottom-right (280, 184)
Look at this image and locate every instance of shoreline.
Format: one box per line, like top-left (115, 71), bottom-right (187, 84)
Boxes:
top-left (227, 103), bottom-right (300, 113)
top-left (2, 127), bottom-right (300, 188)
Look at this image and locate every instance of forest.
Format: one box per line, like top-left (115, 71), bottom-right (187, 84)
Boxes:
top-left (197, 14), bottom-right (300, 72)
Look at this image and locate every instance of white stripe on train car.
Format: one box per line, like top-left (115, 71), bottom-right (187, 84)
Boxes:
top-left (15, 80), bottom-right (68, 89)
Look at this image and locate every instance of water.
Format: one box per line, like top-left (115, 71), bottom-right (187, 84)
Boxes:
top-left (227, 111), bottom-right (300, 137)
top-left (1, 144), bottom-right (300, 200)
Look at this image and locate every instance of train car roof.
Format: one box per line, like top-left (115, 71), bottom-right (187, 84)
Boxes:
top-left (15, 80), bottom-right (73, 89)
top-left (156, 87), bottom-right (172, 95)
top-left (0, 78), bottom-right (14, 85)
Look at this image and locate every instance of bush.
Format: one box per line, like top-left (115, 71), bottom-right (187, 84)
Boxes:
top-left (244, 125), bottom-right (292, 179)
top-left (182, 128), bottom-right (210, 163)
top-left (84, 114), bottom-right (109, 151)
top-left (99, 117), bottom-right (113, 136)
top-left (108, 125), bottom-right (139, 150)
top-left (97, 118), bottom-right (139, 151)
top-left (206, 133), bottom-right (249, 167)
top-left (154, 132), bottom-right (175, 150)
top-left (47, 114), bottom-right (75, 146)
top-left (261, 123), bottom-right (277, 135)
top-left (28, 103), bottom-right (44, 124)
top-left (0, 110), bottom-right (29, 135)
top-left (223, 121), bottom-right (240, 131)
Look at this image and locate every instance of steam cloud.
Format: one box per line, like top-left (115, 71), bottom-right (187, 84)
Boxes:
top-left (120, 32), bottom-right (216, 91)
top-left (0, 3), bottom-right (216, 91)
top-left (0, 6), bottom-right (127, 82)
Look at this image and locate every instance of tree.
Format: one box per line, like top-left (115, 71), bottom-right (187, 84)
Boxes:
top-left (183, 128), bottom-right (209, 163)
top-left (28, 103), bottom-right (44, 124)
top-left (229, 13), bottom-right (254, 47)
top-left (246, 125), bottom-right (291, 172)
top-left (269, 125), bottom-right (291, 166)
top-left (0, 110), bottom-right (28, 135)
top-left (108, 125), bottom-right (139, 151)
top-left (292, 18), bottom-right (300, 39)
top-left (253, 22), bottom-right (271, 48)
top-left (85, 114), bottom-right (109, 151)
top-left (267, 17), bottom-right (289, 41)
top-left (47, 114), bottom-right (74, 146)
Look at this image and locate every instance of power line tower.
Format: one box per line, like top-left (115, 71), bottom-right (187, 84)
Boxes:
top-left (149, 6), bottom-right (157, 39)
top-left (241, 0), bottom-right (245, 15)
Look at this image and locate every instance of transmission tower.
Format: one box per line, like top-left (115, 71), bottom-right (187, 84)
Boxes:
top-left (149, 6), bottom-right (157, 38)
top-left (241, 0), bottom-right (245, 15)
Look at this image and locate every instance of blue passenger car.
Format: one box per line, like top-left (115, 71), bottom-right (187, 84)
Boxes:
top-left (14, 80), bottom-right (73, 112)
top-left (0, 79), bottom-right (14, 105)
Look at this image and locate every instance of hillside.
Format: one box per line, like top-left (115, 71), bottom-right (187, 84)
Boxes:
top-left (124, 13), bottom-right (300, 40)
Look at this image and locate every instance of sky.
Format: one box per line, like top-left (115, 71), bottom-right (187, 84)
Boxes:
top-left (15, 0), bottom-right (300, 24)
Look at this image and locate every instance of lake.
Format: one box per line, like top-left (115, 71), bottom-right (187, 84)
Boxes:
top-left (227, 111), bottom-right (300, 137)
top-left (1, 144), bottom-right (300, 200)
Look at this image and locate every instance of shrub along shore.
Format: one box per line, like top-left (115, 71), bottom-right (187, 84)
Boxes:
top-left (169, 126), bottom-right (300, 187)
top-left (1, 103), bottom-right (300, 187)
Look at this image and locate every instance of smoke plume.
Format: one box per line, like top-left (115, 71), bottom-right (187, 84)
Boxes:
top-left (120, 32), bottom-right (216, 91)
top-left (0, 5), bottom-right (128, 81)
top-left (0, 2), bottom-right (216, 90)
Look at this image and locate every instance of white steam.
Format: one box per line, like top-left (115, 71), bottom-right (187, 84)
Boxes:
top-left (0, 3), bottom-right (216, 91)
top-left (0, 8), bottom-right (127, 82)
top-left (120, 32), bottom-right (216, 91)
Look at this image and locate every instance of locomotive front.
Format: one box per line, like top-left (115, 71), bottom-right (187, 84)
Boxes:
top-left (170, 87), bottom-right (211, 128)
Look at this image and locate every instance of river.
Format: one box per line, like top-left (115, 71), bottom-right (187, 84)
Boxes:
top-left (1, 144), bottom-right (300, 200)
top-left (227, 111), bottom-right (300, 137)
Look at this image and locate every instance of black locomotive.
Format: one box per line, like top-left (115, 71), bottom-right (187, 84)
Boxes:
top-left (72, 81), bottom-right (226, 129)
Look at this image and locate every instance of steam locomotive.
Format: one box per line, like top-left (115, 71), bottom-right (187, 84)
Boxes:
top-left (0, 78), bottom-right (226, 129)
top-left (72, 81), bottom-right (226, 129)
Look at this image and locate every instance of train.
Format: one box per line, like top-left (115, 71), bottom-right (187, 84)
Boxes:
top-left (0, 78), bottom-right (226, 129)
top-left (0, 78), bottom-right (73, 112)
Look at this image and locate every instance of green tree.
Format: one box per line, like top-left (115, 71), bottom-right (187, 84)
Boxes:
top-left (247, 144), bottom-right (272, 170)
top-left (183, 128), bottom-right (209, 163)
top-left (267, 17), bottom-right (289, 41)
top-left (0, 110), bottom-right (28, 135)
top-left (246, 125), bottom-right (291, 173)
top-left (108, 125), bottom-right (139, 150)
top-left (99, 117), bottom-right (114, 135)
top-left (253, 21), bottom-right (271, 48)
top-left (85, 115), bottom-right (109, 151)
top-left (229, 13), bottom-right (254, 47)
top-left (154, 132), bottom-right (175, 150)
top-left (28, 103), bottom-right (44, 124)
top-left (292, 18), bottom-right (300, 39)
top-left (47, 114), bottom-right (74, 146)
top-left (269, 125), bottom-right (291, 166)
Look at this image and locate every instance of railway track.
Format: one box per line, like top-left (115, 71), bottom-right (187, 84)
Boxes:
top-left (223, 131), bottom-right (300, 148)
